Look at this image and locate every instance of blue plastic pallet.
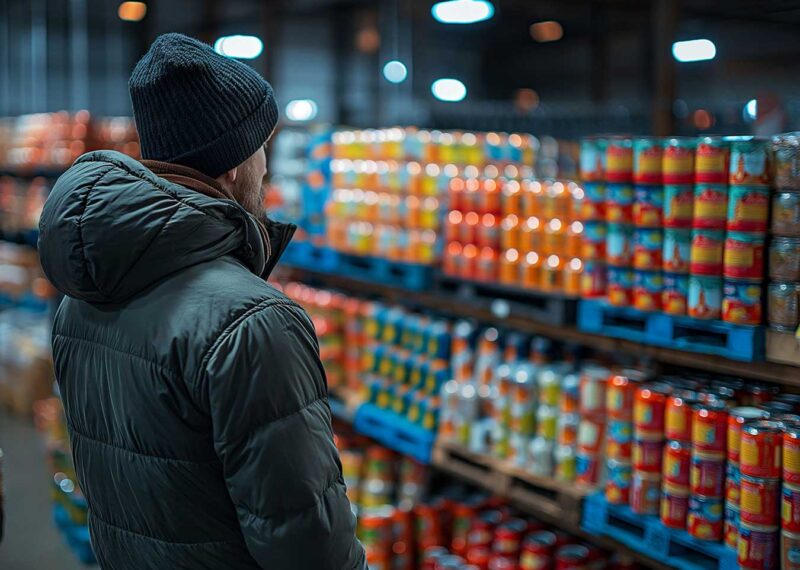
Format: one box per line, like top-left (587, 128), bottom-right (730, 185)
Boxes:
top-left (578, 299), bottom-right (764, 361)
top-left (53, 504), bottom-right (96, 565)
top-left (353, 403), bottom-right (435, 464)
top-left (280, 241), bottom-right (340, 273)
top-left (582, 492), bottom-right (737, 570)
top-left (337, 254), bottom-right (433, 291)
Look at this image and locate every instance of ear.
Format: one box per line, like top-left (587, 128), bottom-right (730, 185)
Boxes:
top-left (217, 166), bottom-right (238, 187)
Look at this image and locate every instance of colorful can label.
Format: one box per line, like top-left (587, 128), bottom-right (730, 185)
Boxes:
top-left (663, 273), bottom-right (689, 315)
top-left (724, 231), bottom-right (765, 280)
top-left (690, 452), bottom-right (726, 498)
top-left (607, 266), bottom-right (634, 307)
top-left (665, 395), bottom-right (694, 442)
top-left (741, 421), bottom-right (784, 479)
top-left (606, 184), bottom-right (635, 224)
top-left (633, 271), bottom-right (663, 312)
top-left (584, 181), bottom-right (606, 202)
top-left (688, 275), bottom-right (722, 320)
top-left (633, 439), bottom-right (664, 473)
top-left (728, 185), bottom-right (770, 232)
top-left (633, 228), bottom-right (663, 270)
top-left (783, 484), bottom-right (800, 533)
top-left (663, 228), bottom-right (692, 273)
top-left (606, 224), bottom-right (633, 267)
top-left (580, 183), bottom-right (606, 221)
top-left (693, 184), bottom-right (729, 229)
top-left (606, 139), bottom-right (634, 183)
top-left (633, 185), bottom-right (664, 228)
top-left (738, 522), bottom-right (779, 570)
top-left (690, 229), bottom-right (725, 275)
top-left (724, 503), bottom-right (740, 550)
top-left (660, 489), bottom-right (689, 529)
top-left (633, 137), bottom-right (663, 185)
top-left (785, 429), bottom-right (800, 485)
top-left (722, 280), bottom-right (762, 325)
top-left (663, 440), bottom-right (691, 486)
top-left (726, 462), bottom-right (742, 505)
top-left (782, 530), bottom-right (800, 570)
top-left (580, 262), bottom-right (607, 299)
top-left (687, 495), bottom-right (724, 541)
top-left (728, 408), bottom-right (770, 464)
top-left (729, 137), bottom-right (771, 187)
top-left (663, 138), bottom-right (695, 185)
top-left (692, 404), bottom-right (728, 453)
top-left (695, 137), bottom-right (730, 184)
top-left (772, 191), bottom-right (800, 236)
top-left (634, 386), bottom-right (667, 435)
top-left (630, 472), bottom-right (661, 515)
top-left (582, 221), bottom-right (607, 260)
top-left (605, 460), bottom-right (633, 504)
top-left (741, 475), bottom-right (781, 526)
top-left (663, 185), bottom-right (695, 228)
top-left (576, 452), bottom-right (600, 485)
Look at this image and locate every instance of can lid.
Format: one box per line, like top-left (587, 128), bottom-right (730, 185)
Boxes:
top-left (692, 450), bottom-right (726, 462)
top-left (782, 529), bottom-right (800, 539)
top-left (743, 419), bottom-right (784, 434)
top-left (730, 406), bottom-right (771, 421)
top-left (525, 530), bottom-right (557, 547)
top-left (739, 521), bottom-right (780, 532)
top-left (667, 440), bottom-right (691, 452)
top-left (555, 544), bottom-right (590, 561)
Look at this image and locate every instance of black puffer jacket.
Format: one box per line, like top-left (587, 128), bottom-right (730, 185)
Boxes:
top-left (38, 151), bottom-right (365, 569)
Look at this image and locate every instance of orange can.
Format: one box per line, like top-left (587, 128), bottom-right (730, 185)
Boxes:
top-left (692, 401), bottom-right (728, 453)
top-left (741, 420), bottom-right (783, 479)
top-left (499, 249), bottom-right (521, 286)
top-left (785, 425), bottom-right (800, 485)
top-left (607, 370), bottom-right (646, 421)
top-left (634, 383), bottom-right (670, 439)
top-left (521, 252), bottom-right (542, 289)
top-left (665, 391), bottom-right (698, 442)
top-left (728, 407), bottom-right (770, 463)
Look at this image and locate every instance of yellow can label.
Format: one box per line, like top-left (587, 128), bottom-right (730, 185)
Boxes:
top-left (741, 438), bottom-right (759, 468)
top-left (693, 422), bottom-right (716, 448)
top-left (724, 245), bottom-right (755, 269)
top-left (741, 484), bottom-right (762, 514)
top-left (786, 441), bottom-right (800, 475)
top-left (783, 493), bottom-right (792, 525)
top-left (691, 239), bottom-right (723, 263)
top-left (666, 409), bottom-right (686, 436)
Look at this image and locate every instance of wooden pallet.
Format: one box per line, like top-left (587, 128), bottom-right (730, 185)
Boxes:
top-left (435, 273), bottom-right (578, 326)
top-left (432, 441), bottom-right (591, 527)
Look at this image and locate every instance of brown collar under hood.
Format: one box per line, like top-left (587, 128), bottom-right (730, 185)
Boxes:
top-left (142, 159), bottom-right (296, 279)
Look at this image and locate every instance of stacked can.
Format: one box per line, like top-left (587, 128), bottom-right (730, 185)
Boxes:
top-left (632, 138), bottom-right (665, 312)
top-left (528, 363), bottom-right (558, 477)
top-left (605, 370), bottom-right (645, 505)
top-left (555, 371), bottom-right (580, 482)
top-left (631, 382), bottom-right (670, 515)
top-left (660, 388), bottom-right (696, 530)
top-left (722, 136), bottom-right (771, 325)
top-left (663, 138), bottom-right (695, 315)
top-left (578, 137), bottom-right (608, 300)
top-left (769, 133), bottom-right (800, 333)
top-left (783, 423), bottom-right (800, 570)
top-left (576, 363), bottom-right (609, 486)
top-left (738, 420), bottom-right (783, 569)
top-left (604, 138), bottom-right (636, 308)
top-left (687, 400), bottom-right (728, 541)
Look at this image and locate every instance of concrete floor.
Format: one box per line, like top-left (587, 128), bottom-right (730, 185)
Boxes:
top-left (0, 410), bottom-right (88, 569)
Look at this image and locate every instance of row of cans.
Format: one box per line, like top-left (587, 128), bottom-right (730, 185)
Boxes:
top-left (580, 136), bottom-right (772, 187)
top-left (451, 178), bottom-right (579, 220)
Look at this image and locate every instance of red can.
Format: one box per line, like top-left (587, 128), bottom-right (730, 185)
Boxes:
top-left (687, 495), bottom-right (724, 541)
top-left (633, 439), bottom-right (664, 473)
top-left (519, 531), bottom-right (556, 570)
top-left (738, 522), bottom-right (779, 570)
top-left (493, 518), bottom-right (527, 558)
top-left (468, 510), bottom-right (503, 550)
top-left (741, 474), bottom-right (781, 527)
top-left (665, 391), bottom-right (698, 442)
top-left (785, 425), bottom-right (800, 485)
top-left (690, 451), bottom-right (726, 498)
top-left (660, 483), bottom-right (690, 529)
top-left (607, 370), bottom-right (645, 421)
top-left (451, 500), bottom-right (480, 556)
top-left (555, 544), bottom-right (590, 570)
top-left (782, 483), bottom-right (800, 533)
top-left (692, 401), bottom-right (728, 453)
top-left (630, 472), bottom-right (661, 515)
top-left (741, 420), bottom-right (783, 479)
top-left (466, 546), bottom-right (491, 570)
top-left (728, 407), bottom-right (770, 463)
top-left (663, 440), bottom-right (691, 486)
top-left (634, 383), bottom-right (670, 439)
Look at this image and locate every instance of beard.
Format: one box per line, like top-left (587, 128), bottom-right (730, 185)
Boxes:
top-left (232, 165), bottom-right (266, 221)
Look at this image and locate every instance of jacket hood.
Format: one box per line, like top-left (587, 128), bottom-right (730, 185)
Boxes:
top-left (39, 150), bottom-right (268, 304)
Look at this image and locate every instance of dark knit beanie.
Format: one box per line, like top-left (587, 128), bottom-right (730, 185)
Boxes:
top-left (129, 32), bottom-right (279, 178)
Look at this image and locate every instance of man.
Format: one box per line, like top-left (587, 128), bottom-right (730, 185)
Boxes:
top-left (38, 33), bottom-right (365, 569)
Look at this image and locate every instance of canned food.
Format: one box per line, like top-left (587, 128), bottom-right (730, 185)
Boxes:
top-left (723, 231), bottom-right (765, 280)
top-left (692, 401), bottom-right (728, 453)
top-left (633, 271), bottom-right (663, 312)
top-left (606, 138), bottom-right (634, 183)
top-left (607, 223), bottom-right (633, 267)
top-left (770, 237), bottom-right (800, 281)
top-left (741, 474), bottom-right (781, 526)
top-left (690, 229), bottom-right (725, 275)
top-left (663, 228), bottom-right (692, 273)
top-left (726, 461), bottom-right (742, 505)
top-left (633, 228), bottom-right (663, 270)
top-left (722, 280), bottom-right (762, 325)
top-left (633, 439), bottom-right (665, 473)
top-left (554, 444), bottom-right (577, 482)
top-left (665, 391), bottom-right (697, 442)
top-left (693, 184), bottom-right (728, 229)
top-left (784, 483), bottom-right (800, 533)
top-left (782, 530), bottom-right (800, 570)
top-left (607, 419), bottom-right (633, 461)
top-left (519, 531), bottom-right (556, 570)
top-left (660, 483), bottom-right (690, 529)
top-left (633, 186), bottom-right (664, 227)
top-left (606, 184), bottom-right (635, 224)
top-left (580, 138), bottom-right (607, 182)
top-left (724, 502), bottom-right (740, 550)
top-left (493, 518), bottom-right (527, 557)
top-left (695, 137), bottom-right (730, 184)
top-left (579, 183), bottom-right (606, 221)
top-left (607, 370), bottom-right (645, 420)
top-left (633, 137), bottom-right (663, 185)
top-left (582, 221), bottom-right (607, 260)
top-left (727, 185), bottom-right (770, 233)
top-left (768, 282), bottom-right (799, 331)
top-left (663, 138), bottom-right (695, 185)
top-left (664, 185), bottom-right (694, 228)
top-left (773, 132), bottom-right (800, 190)
top-left (663, 440), bottom-right (692, 486)
top-left (786, 425), bottom-right (800, 485)
top-left (630, 472), bottom-right (661, 515)
top-left (606, 460), bottom-right (633, 504)
top-left (687, 495), bottom-right (724, 541)
top-left (729, 136), bottom-right (771, 187)
top-left (690, 451), bottom-right (726, 498)
top-left (580, 262), bottom-right (607, 299)
top-left (772, 191), bottom-right (800, 236)
top-left (579, 364), bottom-right (609, 417)
top-left (555, 545), bottom-right (590, 570)
top-left (576, 451), bottom-right (600, 485)
top-left (738, 522), bottom-right (779, 570)
top-left (728, 407), bottom-right (771, 463)
top-left (634, 384), bottom-right (669, 439)
top-left (688, 275), bottom-right (722, 320)
top-left (607, 266), bottom-right (634, 307)
top-left (663, 273), bottom-right (689, 315)
top-left (577, 417), bottom-right (605, 454)
top-left (741, 420), bottom-right (783, 479)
